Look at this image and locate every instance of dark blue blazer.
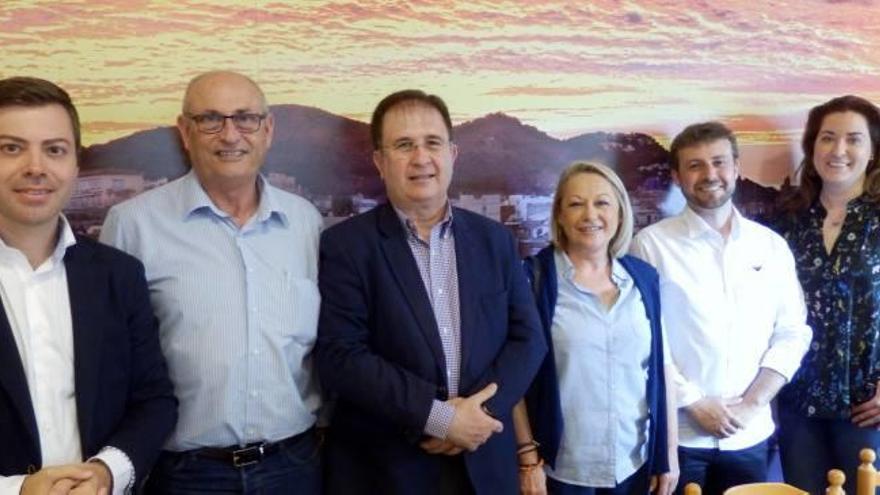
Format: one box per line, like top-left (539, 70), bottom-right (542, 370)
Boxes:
top-left (317, 203), bottom-right (546, 495)
top-left (0, 237), bottom-right (177, 484)
top-left (524, 245), bottom-right (670, 477)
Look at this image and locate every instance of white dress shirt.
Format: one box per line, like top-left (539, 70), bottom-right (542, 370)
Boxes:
top-left (0, 219), bottom-right (133, 495)
top-left (630, 206), bottom-right (811, 450)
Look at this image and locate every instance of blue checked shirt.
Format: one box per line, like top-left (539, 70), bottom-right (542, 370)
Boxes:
top-left (100, 170), bottom-right (323, 450)
top-left (395, 207), bottom-right (462, 439)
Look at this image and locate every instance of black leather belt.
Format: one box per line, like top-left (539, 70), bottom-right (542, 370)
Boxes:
top-left (187, 428), bottom-right (312, 468)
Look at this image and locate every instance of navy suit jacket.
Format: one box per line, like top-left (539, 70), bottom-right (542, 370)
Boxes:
top-left (317, 204), bottom-right (546, 495)
top-left (0, 236), bottom-right (177, 485)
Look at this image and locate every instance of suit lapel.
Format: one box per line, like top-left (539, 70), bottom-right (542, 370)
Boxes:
top-left (64, 241), bottom-right (103, 448)
top-left (376, 205), bottom-right (446, 367)
top-left (0, 304), bottom-right (40, 455)
top-left (451, 212), bottom-right (479, 384)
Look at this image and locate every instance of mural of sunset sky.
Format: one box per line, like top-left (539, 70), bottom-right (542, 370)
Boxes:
top-left (2, 0), bottom-right (880, 184)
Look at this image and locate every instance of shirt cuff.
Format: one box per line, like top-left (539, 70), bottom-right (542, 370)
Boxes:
top-left (423, 399), bottom-right (456, 439)
top-left (91, 446), bottom-right (135, 495)
top-left (760, 344), bottom-right (806, 382)
top-left (0, 475), bottom-right (26, 495)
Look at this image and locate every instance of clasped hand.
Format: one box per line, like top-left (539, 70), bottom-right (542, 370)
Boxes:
top-left (687, 396), bottom-right (759, 439)
top-left (851, 380), bottom-right (880, 428)
top-left (420, 382), bottom-right (504, 455)
top-left (20, 462), bottom-right (111, 495)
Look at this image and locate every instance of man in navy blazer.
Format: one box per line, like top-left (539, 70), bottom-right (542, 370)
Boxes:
top-left (0, 77), bottom-right (176, 494)
top-left (317, 89), bottom-right (546, 494)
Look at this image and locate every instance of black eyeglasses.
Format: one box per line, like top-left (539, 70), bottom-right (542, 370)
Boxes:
top-left (185, 112), bottom-right (268, 134)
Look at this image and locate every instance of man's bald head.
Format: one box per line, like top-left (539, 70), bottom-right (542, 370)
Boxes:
top-left (182, 71), bottom-right (268, 114)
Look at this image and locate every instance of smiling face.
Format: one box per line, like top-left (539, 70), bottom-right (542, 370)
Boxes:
top-left (812, 111), bottom-right (872, 195)
top-left (0, 104), bottom-right (78, 238)
top-left (672, 138), bottom-right (739, 212)
top-left (372, 101), bottom-right (457, 216)
top-left (177, 72), bottom-right (273, 190)
top-left (557, 172), bottom-right (620, 256)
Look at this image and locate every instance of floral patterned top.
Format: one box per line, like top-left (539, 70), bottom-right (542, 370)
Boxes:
top-left (776, 196), bottom-right (880, 419)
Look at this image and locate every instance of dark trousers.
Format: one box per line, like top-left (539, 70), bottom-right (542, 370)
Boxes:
top-left (547, 463), bottom-right (651, 495)
top-left (143, 428), bottom-right (321, 494)
top-left (438, 455), bottom-right (475, 495)
top-left (778, 404), bottom-right (880, 495)
top-left (322, 433), bottom-right (476, 495)
top-left (675, 440), bottom-right (768, 495)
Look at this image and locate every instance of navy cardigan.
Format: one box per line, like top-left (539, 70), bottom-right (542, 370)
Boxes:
top-left (524, 245), bottom-right (670, 476)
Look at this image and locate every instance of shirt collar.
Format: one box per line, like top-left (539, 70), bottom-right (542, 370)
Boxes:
top-left (680, 204), bottom-right (743, 241)
top-left (393, 203), bottom-right (454, 240)
top-left (0, 215), bottom-right (77, 270)
top-left (555, 248), bottom-right (631, 290)
top-left (53, 215), bottom-right (77, 263)
top-left (811, 194), bottom-right (868, 216)
top-left (179, 170), bottom-right (287, 227)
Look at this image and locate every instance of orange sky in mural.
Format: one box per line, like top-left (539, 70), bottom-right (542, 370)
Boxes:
top-left (2, 0), bottom-right (880, 182)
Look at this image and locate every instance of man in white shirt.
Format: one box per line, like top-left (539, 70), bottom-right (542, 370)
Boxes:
top-left (0, 77), bottom-right (176, 494)
top-left (630, 121), bottom-right (811, 494)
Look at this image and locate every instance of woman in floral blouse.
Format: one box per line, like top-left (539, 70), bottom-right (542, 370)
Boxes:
top-left (775, 95), bottom-right (880, 494)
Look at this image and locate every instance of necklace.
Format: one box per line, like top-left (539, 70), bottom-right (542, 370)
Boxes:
top-left (826, 211), bottom-right (846, 227)
top-left (821, 188), bottom-right (860, 228)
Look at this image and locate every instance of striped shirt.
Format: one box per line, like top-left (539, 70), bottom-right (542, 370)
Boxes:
top-left (100, 170), bottom-right (323, 450)
top-left (395, 207), bottom-right (462, 439)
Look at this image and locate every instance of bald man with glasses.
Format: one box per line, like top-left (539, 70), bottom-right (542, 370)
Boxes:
top-left (101, 71), bottom-right (324, 494)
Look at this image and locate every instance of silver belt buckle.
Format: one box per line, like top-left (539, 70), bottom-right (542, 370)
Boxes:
top-left (231, 444), bottom-right (264, 467)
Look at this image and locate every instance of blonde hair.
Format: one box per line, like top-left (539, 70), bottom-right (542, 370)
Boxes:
top-left (550, 161), bottom-right (634, 258)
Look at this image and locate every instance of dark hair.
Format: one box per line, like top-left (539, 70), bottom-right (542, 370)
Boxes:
top-left (370, 89), bottom-right (453, 150)
top-left (0, 76), bottom-right (81, 151)
top-left (778, 95), bottom-right (880, 213)
top-left (669, 121), bottom-right (739, 171)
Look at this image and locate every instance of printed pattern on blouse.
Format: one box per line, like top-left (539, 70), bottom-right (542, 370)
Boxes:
top-left (777, 196), bottom-right (880, 418)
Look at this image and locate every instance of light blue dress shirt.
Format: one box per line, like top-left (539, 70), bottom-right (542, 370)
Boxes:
top-left (546, 250), bottom-right (650, 487)
top-left (100, 170), bottom-right (323, 451)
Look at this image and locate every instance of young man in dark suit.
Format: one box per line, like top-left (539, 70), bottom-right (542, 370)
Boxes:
top-left (0, 76), bottom-right (176, 495)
